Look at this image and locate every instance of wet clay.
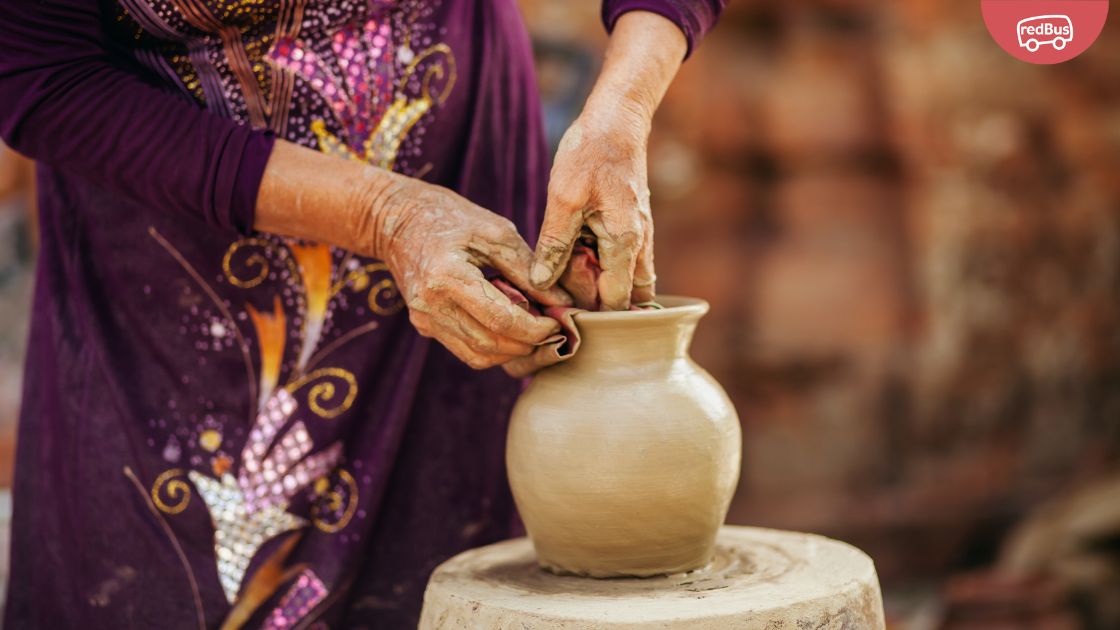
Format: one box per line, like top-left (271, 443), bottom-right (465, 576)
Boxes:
top-left (506, 296), bottom-right (741, 577)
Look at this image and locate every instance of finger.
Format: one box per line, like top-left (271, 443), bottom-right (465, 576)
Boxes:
top-left (631, 212), bottom-right (656, 304)
top-left (472, 220), bottom-right (572, 307)
top-left (530, 183), bottom-right (586, 290)
top-left (586, 211), bottom-right (640, 311)
top-left (448, 265), bottom-right (562, 345)
top-left (438, 301), bottom-right (538, 357)
top-left (437, 329), bottom-right (519, 370)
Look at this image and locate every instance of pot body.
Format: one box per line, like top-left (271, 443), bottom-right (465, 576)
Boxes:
top-left (507, 297), bottom-right (741, 577)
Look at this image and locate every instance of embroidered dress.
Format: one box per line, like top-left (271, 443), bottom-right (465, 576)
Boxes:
top-left (0, 0), bottom-right (721, 627)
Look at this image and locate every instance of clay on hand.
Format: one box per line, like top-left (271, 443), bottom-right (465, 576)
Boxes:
top-left (529, 108), bottom-right (655, 311)
top-left (254, 141), bottom-right (571, 371)
top-left (528, 11), bottom-right (687, 311)
top-left (499, 233), bottom-right (662, 378)
top-left (380, 184), bottom-right (572, 370)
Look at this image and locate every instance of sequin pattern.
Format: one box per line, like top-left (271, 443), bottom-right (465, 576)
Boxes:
top-left (189, 387), bottom-right (344, 603)
top-left (114, 0), bottom-right (452, 171)
top-left (122, 0), bottom-right (455, 622)
top-left (189, 470), bottom-right (307, 602)
top-left (262, 570), bottom-right (329, 629)
top-left (269, 19), bottom-right (396, 151)
top-left (239, 389), bottom-right (344, 514)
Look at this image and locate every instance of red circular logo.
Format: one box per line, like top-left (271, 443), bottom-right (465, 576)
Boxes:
top-left (982, 1), bottom-right (1109, 64)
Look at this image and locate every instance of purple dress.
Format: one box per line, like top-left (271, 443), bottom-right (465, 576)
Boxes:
top-left (0, 0), bottom-right (720, 627)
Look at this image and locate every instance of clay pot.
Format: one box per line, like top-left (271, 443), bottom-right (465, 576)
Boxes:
top-left (507, 296), bottom-right (742, 577)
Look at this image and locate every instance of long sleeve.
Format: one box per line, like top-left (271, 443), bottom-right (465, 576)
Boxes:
top-left (0, 0), bottom-right (274, 234)
top-left (601, 0), bottom-right (726, 58)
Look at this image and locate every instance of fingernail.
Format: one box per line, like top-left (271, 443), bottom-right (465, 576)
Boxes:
top-left (530, 261), bottom-right (551, 287)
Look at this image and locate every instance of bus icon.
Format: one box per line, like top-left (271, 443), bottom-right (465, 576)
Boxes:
top-left (1017, 15), bottom-right (1074, 52)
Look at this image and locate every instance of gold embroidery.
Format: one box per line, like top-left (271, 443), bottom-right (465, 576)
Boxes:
top-left (126, 467), bottom-right (206, 630)
top-left (311, 469), bottom-right (359, 533)
top-left (200, 429), bottom-right (223, 452)
top-left (131, 6), bottom-right (464, 624)
top-left (331, 262), bottom-right (404, 316)
top-left (152, 468), bottom-right (192, 515)
top-left (312, 43), bottom-right (457, 169)
top-left (284, 367), bottom-right (357, 419)
top-left (411, 43), bottom-right (458, 105)
top-left (222, 238), bottom-right (292, 289)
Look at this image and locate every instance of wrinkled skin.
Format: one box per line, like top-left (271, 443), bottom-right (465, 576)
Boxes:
top-left (256, 143), bottom-right (569, 370)
top-left (532, 107), bottom-right (655, 310)
top-left (380, 184), bottom-right (570, 369)
top-left (530, 11), bottom-right (686, 311)
top-left (257, 11), bottom-right (687, 370)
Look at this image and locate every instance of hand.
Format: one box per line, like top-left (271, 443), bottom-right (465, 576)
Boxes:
top-left (254, 141), bottom-right (570, 370)
top-left (530, 107), bottom-right (655, 310)
top-left (381, 181), bottom-right (571, 370)
top-left (528, 10), bottom-right (686, 310)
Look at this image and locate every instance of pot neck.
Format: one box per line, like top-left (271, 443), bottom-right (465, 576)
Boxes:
top-left (563, 302), bottom-right (707, 370)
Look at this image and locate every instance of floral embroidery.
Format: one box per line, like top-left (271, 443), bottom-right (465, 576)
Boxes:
top-left (124, 0), bottom-right (456, 622)
top-left (189, 472), bottom-right (307, 603)
top-left (269, 19), bottom-right (456, 168)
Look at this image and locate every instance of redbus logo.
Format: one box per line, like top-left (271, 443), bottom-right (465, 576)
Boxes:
top-left (1018, 15), bottom-right (1073, 51)
top-left (982, 1), bottom-right (1108, 64)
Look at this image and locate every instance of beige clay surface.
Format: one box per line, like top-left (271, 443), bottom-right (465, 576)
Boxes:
top-left (419, 525), bottom-right (886, 629)
top-left (507, 297), bottom-right (742, 577)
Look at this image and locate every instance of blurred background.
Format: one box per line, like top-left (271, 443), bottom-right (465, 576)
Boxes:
top-left (1, 0), bottom-right (1118, 627)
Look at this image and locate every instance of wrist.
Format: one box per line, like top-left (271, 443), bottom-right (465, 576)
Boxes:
top-left (344, 168), bottom-right (416, 260)
top-left (573, 95), bottom-right (652, 157)
top-left (586, 11), bottom-right (685, 127)
top-left (582, 83), bottom-right (655, 135)
top-left (254, 140), bottom-right (426, 260)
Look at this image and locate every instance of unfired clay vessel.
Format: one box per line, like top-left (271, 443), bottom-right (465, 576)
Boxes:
top-left (507, 296), bottom-right (742, 577)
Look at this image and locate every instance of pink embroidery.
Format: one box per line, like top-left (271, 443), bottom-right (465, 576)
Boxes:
top-left (263, 569), bottom-right (330, 629)
top-left (239, 389), bottom-right (344, 513)
top-left (270, 19), bottom-right (396, 153)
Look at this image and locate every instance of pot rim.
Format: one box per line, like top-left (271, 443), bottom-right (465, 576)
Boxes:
top-left (572, 295), bottom-right (710, 324)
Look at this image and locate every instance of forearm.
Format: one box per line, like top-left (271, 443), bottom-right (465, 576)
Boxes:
top-left (583, 11), bottom-right (687, 127)
top-left (254, 140), bottom-right (408, 257)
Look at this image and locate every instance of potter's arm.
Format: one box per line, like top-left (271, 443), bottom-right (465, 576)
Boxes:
top-left (255, 140), bottom-right (569, 369)
top-left (530, 2), bottom-right (725, 310)
top-left (254, 140), bottom-right (403, 257)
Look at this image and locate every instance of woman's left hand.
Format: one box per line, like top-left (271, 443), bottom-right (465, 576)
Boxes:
top-left (530, 106), bottom-right (654, 310)
top-left (528, 10), bottom-right (686, 311)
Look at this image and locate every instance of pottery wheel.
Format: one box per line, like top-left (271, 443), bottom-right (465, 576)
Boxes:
top-left (419, 525), bottom-right (885, 629)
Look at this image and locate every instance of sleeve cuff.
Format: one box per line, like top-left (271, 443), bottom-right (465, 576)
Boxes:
top-left (601, 1), bottom-right (699, 59)
top-left (215, 127), bottom-right (275, 236)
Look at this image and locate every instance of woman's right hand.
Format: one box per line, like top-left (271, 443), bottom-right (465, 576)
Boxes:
top-left (376, 180), bottom-right (571, 369)
top-left (256, 140), bottom-right (569, 370)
